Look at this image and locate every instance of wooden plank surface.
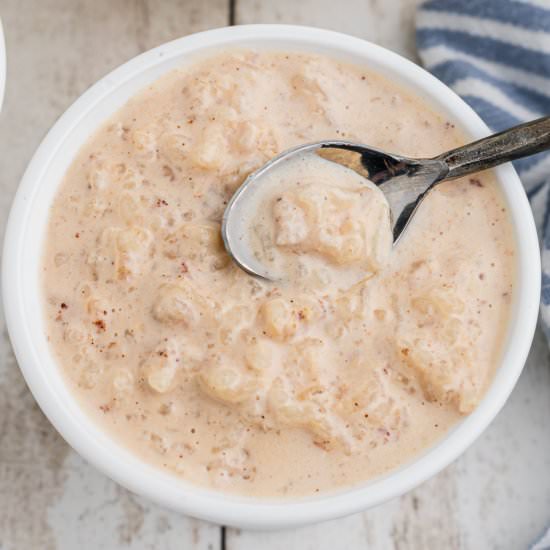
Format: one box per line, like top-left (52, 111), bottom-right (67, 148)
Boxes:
top-left (0, 2), bottom-right (227, 549)
top-left (229, 1), bottom-right (550, 549)
top-left (235, 0), bottom-right (425, 60)
top-left (1, 1), bottom-right (549, 549)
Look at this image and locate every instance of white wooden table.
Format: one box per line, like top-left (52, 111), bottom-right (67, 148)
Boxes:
top-left (1, 1), bottom-right (549, 548)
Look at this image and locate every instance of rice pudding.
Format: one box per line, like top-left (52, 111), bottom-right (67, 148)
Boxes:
top-left (42, 50), bottom-right (515, 497)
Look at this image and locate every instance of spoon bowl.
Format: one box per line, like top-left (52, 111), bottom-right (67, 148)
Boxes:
top-left (222, 140), bottom-right (445, 279)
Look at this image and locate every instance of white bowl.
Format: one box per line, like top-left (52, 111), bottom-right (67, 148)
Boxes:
top-left (2, 25), bottom-right (540, 529)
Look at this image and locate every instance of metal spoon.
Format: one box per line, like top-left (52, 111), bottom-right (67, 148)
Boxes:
top-left (222, 116), bottom-right (550, 280)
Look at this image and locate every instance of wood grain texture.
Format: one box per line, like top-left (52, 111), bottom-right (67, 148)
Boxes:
top-left (0, 1), bottom-right (226, 549)
top-left (226, 1), bottom-right (550, 549)
top-left (1, 1), bottom-right (549, 549)
top-left (234, 0), bottom-right (426, 60)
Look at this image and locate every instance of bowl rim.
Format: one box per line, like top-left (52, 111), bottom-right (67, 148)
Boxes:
top-left (1, 24), bottom-right (541, 529)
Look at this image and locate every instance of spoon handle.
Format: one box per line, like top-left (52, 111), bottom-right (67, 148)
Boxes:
top-left (436, 116), bottom-right (550, 181)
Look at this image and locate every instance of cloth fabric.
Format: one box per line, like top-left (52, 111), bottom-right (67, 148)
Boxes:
top-left (416, 0), bottom-right (550, 344)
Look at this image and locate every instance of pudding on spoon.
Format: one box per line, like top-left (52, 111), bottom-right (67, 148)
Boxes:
top-left (230, 151), bottom-right (392, 282)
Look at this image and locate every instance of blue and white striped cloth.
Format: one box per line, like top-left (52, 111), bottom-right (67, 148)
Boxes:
top-left (416, 2), bottom-right (550, 547)
top-left (417, 0), bottom-right (550, 343)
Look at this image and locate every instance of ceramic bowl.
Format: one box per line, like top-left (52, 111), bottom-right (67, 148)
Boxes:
top-left (2, 25), bottom-right (540, 529)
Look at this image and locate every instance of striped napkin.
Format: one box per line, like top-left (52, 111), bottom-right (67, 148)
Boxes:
top-left (416, 0), bottom-right (550, 344)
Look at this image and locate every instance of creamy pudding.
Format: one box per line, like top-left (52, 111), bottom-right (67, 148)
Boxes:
top-left (42, 50), bottom-right (515, 497)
